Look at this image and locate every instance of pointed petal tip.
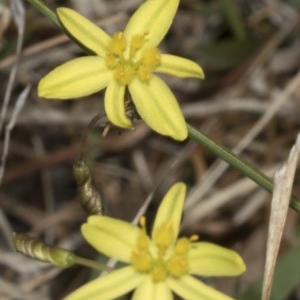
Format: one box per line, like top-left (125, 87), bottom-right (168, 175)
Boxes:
top-left (158, 54), bottom-right (205, 80)
top-left (192, 63), bottom-right (205, 80)
top-left (226, 250), bottom-right (246, 275)
top-left (152, 181), bottom-right (187, 241)
top-left (129, 77), bottom-right (188, 142)
top-left (37, 57), bottom-right (110, 99)
top-left (199, 68), bottom-right (205, 79)
top-left (56, 7), bottom-right (111, 57)
top-left (124, 0), bottom-right (180, 48)
top-left (188, 242), bottom-right (247, 277)
top-left (173, 182), bottom-right (186, 190)
top-left (81, 216), bottom-right (140, 262)
top-left (37, 79), bottom-right (58, 99)
top-left (165, 119), bottom-right (188, 141)
top-left (56, 6), bottom-right (67, 14)
top-left (235, 254), bottom-right (247, 274)
top-left (104, 80), bottom-right (133, 129)
top-left (170, 126), bottom-right (188, 141)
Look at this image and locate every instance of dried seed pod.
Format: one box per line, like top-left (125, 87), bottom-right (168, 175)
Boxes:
top-left (12, 233), bottom-right (75, 268)
top-left (73, 160), bottom-right (103, 215)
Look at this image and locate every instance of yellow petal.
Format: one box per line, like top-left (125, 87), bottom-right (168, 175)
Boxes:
top-left (57, 7), bottom-right (111, 57)
top-left (128, 76), bottom-right (187, 140)
top-left (188, 242), bottom-right (246, 276)
top-left (157, 54), bottom-right (205, 79)
top-left (124, 0), bottom-right (179, 48)
top-left (167, 275), bottom-right (235, 300)
top-left (82, 216), bottom-right (140, 263)
top-left (104, 79), bottom-right (132, 128)
top-left (151, 183), bottom-right (186, 241)
top-left (132, 277), bottom-right (172, 300)
top-left (63, 266), bottom-right (142, 300)
top-left (38, 57), bottom-right (111, 99)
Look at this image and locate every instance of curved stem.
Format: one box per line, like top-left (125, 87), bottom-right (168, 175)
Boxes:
top-left (187, 124), bottom-right (300, 213)
top-left (26, 0), bottom-right (60, 27)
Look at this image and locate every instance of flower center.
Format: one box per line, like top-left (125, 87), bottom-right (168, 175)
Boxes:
top-left (131, 217), bottom-right (192, 282)
top-left (105, 31), bottom-right (161, 85)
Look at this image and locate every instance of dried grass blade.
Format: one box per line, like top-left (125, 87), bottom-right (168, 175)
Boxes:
top-left (262, 134), bottom-right (300, 300)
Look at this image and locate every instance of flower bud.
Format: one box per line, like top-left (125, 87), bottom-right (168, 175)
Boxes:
top-left (12, 233), bottom-right (75, 268)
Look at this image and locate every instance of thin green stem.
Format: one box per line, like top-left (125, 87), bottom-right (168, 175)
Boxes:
top-left (219, 0), bottom-right (246, 40)
top-left (187, 124), bottom-right (300, 213)
top-left (74, 255), bottom-right (113, 272)
top-left (26, 0), bottom-right (60, 27)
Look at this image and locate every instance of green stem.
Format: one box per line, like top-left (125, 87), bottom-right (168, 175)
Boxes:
top-left (187, 124), bottom-right (300, 213)
top-left (74, 255), bottom-right (113, 272)
top-left (26, 0), bottom-right (60, 27)
top-left (219, 0), bottom-right (246, 40)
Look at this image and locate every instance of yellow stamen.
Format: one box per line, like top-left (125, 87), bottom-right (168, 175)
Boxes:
top-left (131, 249), bottom-right (152, 272)
top-left (105, 31), bottom-right (161, 85)
top-left (190, 234), bottom-right (199, 242)
top-left (139, 216), bottom-right (146, 227)
top-left (153, 221), bottom-right (174, 249)
top-left (109, 32), bottom-right (126, 56)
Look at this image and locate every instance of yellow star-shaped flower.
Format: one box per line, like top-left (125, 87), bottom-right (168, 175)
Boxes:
top-left (64, 183), bottom-right (246, 300)
top-left (38, 0), bottom-right (204, 141)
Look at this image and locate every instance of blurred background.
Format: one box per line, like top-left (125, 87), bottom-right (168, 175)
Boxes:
top-left (1, 0), bottom-right (300, 299)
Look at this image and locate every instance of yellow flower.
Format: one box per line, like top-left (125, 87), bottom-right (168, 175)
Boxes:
top-left (64, 183), bottom-right (246, 300)
top-left (38, 0), bottom-right (204, 141)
